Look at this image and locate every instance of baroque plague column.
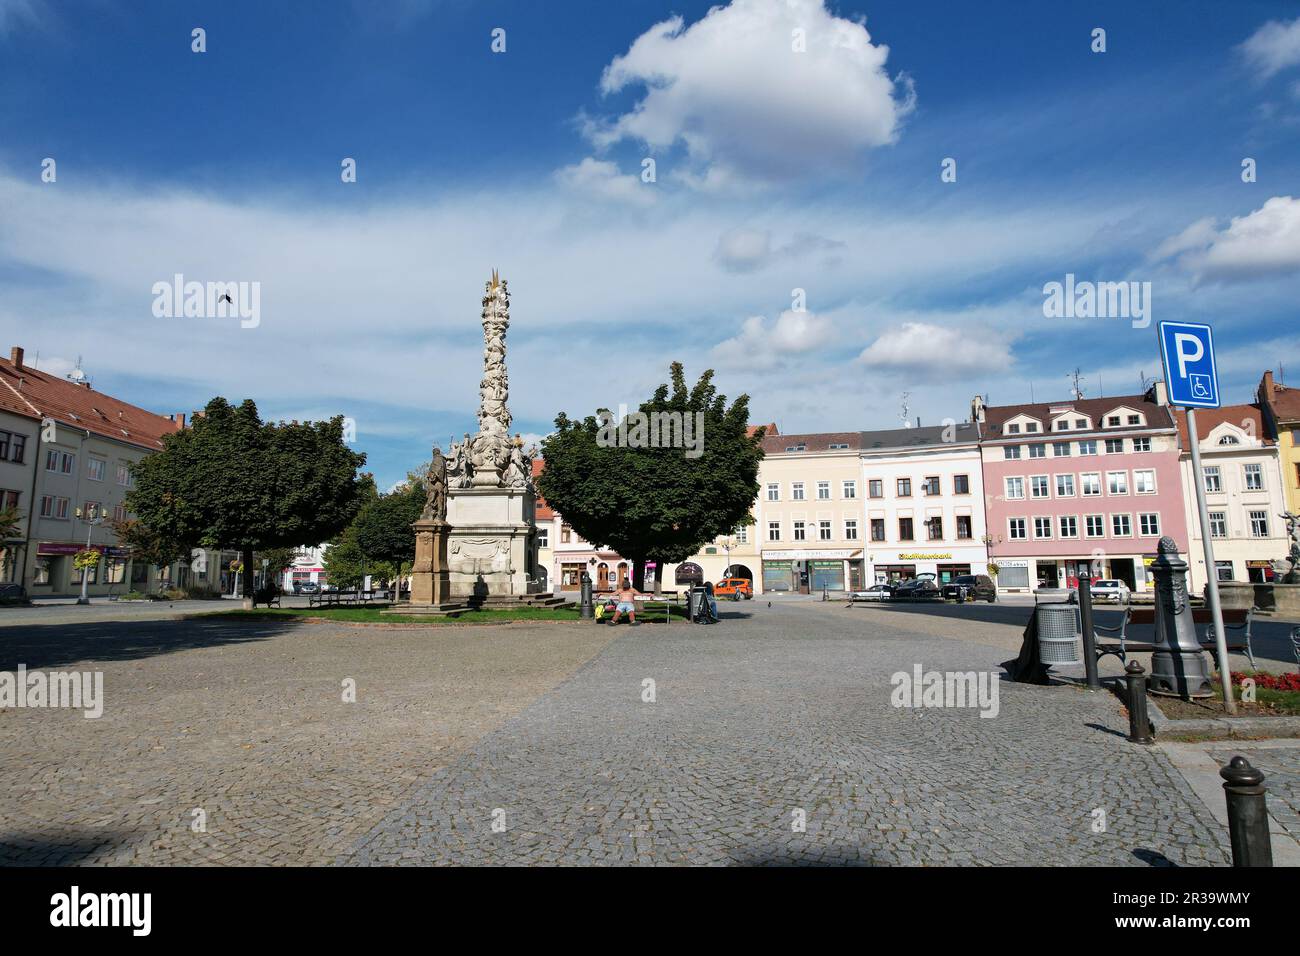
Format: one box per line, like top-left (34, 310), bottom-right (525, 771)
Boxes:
top-left (442, 272), bottom-right (541, 602)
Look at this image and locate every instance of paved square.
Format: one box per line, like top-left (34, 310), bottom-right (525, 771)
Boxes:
top-left (1, 602), bottom-right (1232, 865)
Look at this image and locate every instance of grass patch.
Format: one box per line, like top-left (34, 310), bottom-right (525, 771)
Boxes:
top-left (1154, 678), bottom-right (1300, 719)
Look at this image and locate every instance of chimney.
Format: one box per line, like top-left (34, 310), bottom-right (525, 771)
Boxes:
top-left (9, 346), bottom-right (23, 369)
top-left (176, 412), bottom-right (186, 428)
top-left (1259, 370), bottom-right (1275, 406)
top-left (1151, 380), bottom-right (1168, 406)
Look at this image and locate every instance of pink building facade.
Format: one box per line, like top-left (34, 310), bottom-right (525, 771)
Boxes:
top-left (975, 389), bottom-right (1189, 594)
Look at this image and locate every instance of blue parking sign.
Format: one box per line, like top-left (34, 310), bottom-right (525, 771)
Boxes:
top-left (1158, 321), bottom-right (1219, 408)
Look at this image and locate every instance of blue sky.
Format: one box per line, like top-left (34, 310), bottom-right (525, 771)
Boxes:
top-left (3, 0), bottom-right (1300, 489)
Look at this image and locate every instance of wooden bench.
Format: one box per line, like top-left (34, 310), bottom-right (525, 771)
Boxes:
top-left (1093, 606), bottom-right (1257, 669)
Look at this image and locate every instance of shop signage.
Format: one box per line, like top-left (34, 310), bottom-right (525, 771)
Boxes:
top-left (898, 552), bottom-right (952, 561)
top-left (37, 543), bottom-right (130, 557)
top-left (763, 549), bottom-right (859, 561)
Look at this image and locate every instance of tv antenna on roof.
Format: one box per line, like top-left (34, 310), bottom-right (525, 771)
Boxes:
top-left (899, 391), bottom-right (911, 429)
top-left (66, 356), bottom-right (91, 386)
top-left (1068, 368), bottom-right (1086, 400)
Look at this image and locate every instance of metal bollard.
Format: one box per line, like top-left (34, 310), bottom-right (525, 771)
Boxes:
top-left (579, 572), bottom-right (593, 620)
top-left (1124, 660), bottom-right (1153, 744)
top-left (1220, 756), bottom-right (1273, 867)
top-left (1077, 578), bottom-right (1101, 690)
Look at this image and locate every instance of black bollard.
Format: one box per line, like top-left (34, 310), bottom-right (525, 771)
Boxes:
top-left (579, 572), bottom-right (593, 620)
top-left (1077, 578), bottom-right (1101, 690)
top-left (1124, 660), bottom-right (1153, 744)
top-left (1220, 756), bottom-right (1273, 867)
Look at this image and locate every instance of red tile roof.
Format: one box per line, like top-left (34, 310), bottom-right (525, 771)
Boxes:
top-left (1174, 404), bottom-right (1273, 447)
top-left (982, 393), bottom-right (1175, 436)
top-left (747, 423), bottom-right (778, 437)
top-left (531, 457), bottom-right (554, 520)
top-left (1259, 370), bottom-right (1300, 422)
top-left (0, 350), bottom-right (182, 451)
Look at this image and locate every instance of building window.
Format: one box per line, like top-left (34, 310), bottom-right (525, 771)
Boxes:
top-left (927, 517), bottom-right (943, 541)
top-left (793, 520), bottom-right (806, 541)
top-left (844, 519), bottom-right (858, 540)
top-left (1030, 476), bottom-right (1049, 498)
top-left (792, 482), bottom-right (805, 501)
top-left (818, 520), bottom-right (832, 541)
top-left (956, 515), bottom-right (972, 539)
top-left (842, 480), bottom-right (856, 499)
top-left (1132, 437), bottom-right (1151, 452)
top-left (828, 442), bottom-right (849, 450)
top-left (1134, 469), bottom-right (1156, 494)
top-left (113, 503), bottom-right (127, 523)
top-left (1249, 510), bottom-right (1269, 538)
top-left (1052, 442), bottom-right (1071, 457)
top-left (1203, 466), bottom-right (1221, 493)
top-left (1111, 514), bottom-right (1132, 537)
top-left (0, 430), bottom-right (26, 464)
top-left (816, 481), bottom-right (831, 500)
top-left (898, 517), bottom-right (914, 541)
top-left (560, 524), bottom-right (572, 543)
top-left (117, 462), bottom-right (131, 485)
top-left (39, 495), bottom-right (70, 519)
top-left (1033, 517), bottom-right (1052, 539)
top-left (1004, 446), bottom-right (1021, 460)
top-left (0, 489), bottom-right (18, 510)
top-left (87, 457), bottom-right (106, 482)
top-left (897, 478), bottom-right (912, 497)
top-left (1008, 518), bottom-right (1026, 540)
top-left (1107, 415), bottom-right (1121, 427)
top-left (1078, 440), bottom-right (1097, 455)
top-left (33, 557), bottom-right (51, 585)
top-left (1216, 561), bottom-right (1234, 582)
top-left (45, 449), bottom-right (75, 474)
top-left (734, 525), bottom-right (748, 544)
top-left (768, 521), bottom-right (781, 541)
top-left (1056, 474), bottom-right (1075, 497)
top-left (1059, 516), bottom-right (1078, 538)
top-left (922, 476), bottom-right (940, 496)
top-left (1085, 514), bottom-right (1105, 537)
top-left (1107, 471), bottom-right (1128, 495)
top-left (1127, 414), bottom-right (1141, 425)
top-left (1007, 424), bottom-right (1021, 434)
top-left (1139, 513), bottom-right (1160, 536)
top-left (1005, 477), bottom-right (1025, 499)
top-left (868, 479), bottom-right (883, 498)
top-left (1243, 463), bottom-right (1263, 491)
top-left (535, 527), bottom-right (548, 549)
top-left (766, 483), bottom-right (779, 501)
top-left (1025, 422), bottom-right (1039, 433)
top-left (1081, 472), bottom-right (1101, 496)
top-left (870, 518), bottom-right (885, 542)
top-left (1208, 511), bottom-right (1227, 538)
top-left (1028, 444), bottom-right (1046, 459)
top-left (953, 474), bottom-right (970, 494)
top-left (1105, 438), bottom-right (1124, 454)
top-left (785, 444), bottom-right (807, 453)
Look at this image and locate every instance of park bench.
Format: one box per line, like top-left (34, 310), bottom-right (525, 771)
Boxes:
top-left (308, 588), bottom-right (387, 608)
top-left (1092, 605), bottom-right (1257, 669)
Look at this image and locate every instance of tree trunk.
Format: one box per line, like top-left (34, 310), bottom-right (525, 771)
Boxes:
top-left (630, 558), bottom-right (646, 592)
top-left (241, 546), bottom-right (255, 610)
top-left (652, 560), bottom-right (663, 596)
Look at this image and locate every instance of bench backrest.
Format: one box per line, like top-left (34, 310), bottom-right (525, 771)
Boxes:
top-left (1125, 607), bottom-right (1247, 626)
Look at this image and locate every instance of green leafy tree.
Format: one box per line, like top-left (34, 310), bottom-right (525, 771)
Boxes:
top-left (351, 482), bottom-right (425, 588)
top-left (0, 505), bottom-right (23, 582)
top-left (537, 362), bottom-right (764, 592)
top-left (126, 397), bottom-right (367, 607)
top-left (108, 516), bottom-right (188, 589)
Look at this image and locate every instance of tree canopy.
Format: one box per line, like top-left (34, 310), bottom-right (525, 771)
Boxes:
top-left (537, 362), bottom-right (764, 590)
top-left (126, 397), bottom-right (367, 605)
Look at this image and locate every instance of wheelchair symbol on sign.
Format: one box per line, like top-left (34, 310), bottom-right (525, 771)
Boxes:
top-left (1189, 374), bottom-right (1212, 400)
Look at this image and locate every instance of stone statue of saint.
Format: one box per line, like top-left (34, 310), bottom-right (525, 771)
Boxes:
top-left (504, 437), bottom-right (530, 488)
top-left (1281, 512), bottom-right (1300, 583)
top-left (421, 446), bottom-right (448, 521)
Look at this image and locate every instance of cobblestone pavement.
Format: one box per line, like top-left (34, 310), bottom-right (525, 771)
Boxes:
top-left (1210, 746), bottom-right (1300, 844)
top-left (343, 602), bottom-right (1230, 866)
top-left (0, 617), bottom-right (617, 865)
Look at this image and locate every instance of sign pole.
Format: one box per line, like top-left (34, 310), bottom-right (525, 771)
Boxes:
top-left (1185, 407), bottom-right (1236, 714)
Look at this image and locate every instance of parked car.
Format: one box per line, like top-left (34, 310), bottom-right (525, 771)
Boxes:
top-left (850, 583), bottom-right (894, 602)
top-left (941, 574), bottom-right (997, 603)
top-left (714, 577), bottom-right (754, 600)
top-left (299, 581), bottom-right (320, 594)
top-left (894, 573), bottom-right (939, 601)
top-left (1089, 579), bottom-right (1131, 604)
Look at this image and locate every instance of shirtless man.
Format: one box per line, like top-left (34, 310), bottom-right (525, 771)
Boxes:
top-left (608, 578), bottom-right (640, 626)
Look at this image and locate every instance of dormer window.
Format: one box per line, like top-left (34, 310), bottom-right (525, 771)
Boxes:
top-left (1218, 435), bottom-right (1240, 445)
top-left (1007, 424), bottom-right (1020, 434)
top-left (1107, 415), bottom-right (1121, 427)
top-left (1025, 422), bottom-right (1039, 433)
top-left (1075, 419), bottom-right (1087, 429)
top-left (785, 444), bottom-right (806, 453)
top-left (1127, 415), bottom-right (1140, 425)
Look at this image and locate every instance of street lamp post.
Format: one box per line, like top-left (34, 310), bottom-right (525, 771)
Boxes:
top-left (74, 504), bottom-right (105, 606)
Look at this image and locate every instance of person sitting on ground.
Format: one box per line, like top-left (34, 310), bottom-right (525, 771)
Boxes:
top-left (608, 578), bottom-right (640, 626)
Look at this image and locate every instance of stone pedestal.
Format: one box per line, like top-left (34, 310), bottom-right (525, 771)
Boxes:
top-left (384, 518), bottom-right (466, 615)
top-left (446, 484), bottom-right (540, 602)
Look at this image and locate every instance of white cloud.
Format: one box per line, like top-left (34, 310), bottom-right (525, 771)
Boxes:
top-left (712, 226), bottom-right (843, 272)
top-left (554, 157), bottom-right (654, 205)
top-left (856, 322), bottom-right (1014, 378)
top-left (711, 308), bottom-right (834, 369)
top-left (0, 0), bottom-right (42, 35)
top-left (587, 0), bottom-right (914, 185)
top-left (1155, 196), bottom-right (1300, 282)
top-left (1240, 17), bottom-right (1300, 79)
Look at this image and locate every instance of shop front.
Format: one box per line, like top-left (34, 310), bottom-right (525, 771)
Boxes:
top-left (761, 549), bottom-right (861, 594)
top-left (872, 549), bottom-right (987, 585)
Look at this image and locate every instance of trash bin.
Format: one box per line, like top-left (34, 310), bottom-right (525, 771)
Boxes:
top-left (688, 585), bottom-right (707, 623)
top-left (1036, 604), bottom-right (1083, 666)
